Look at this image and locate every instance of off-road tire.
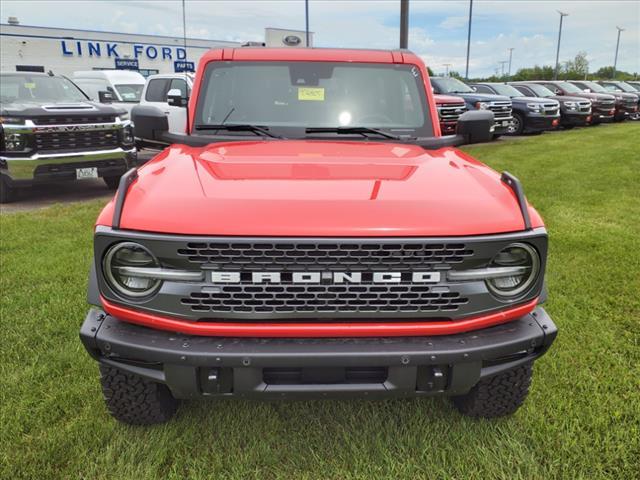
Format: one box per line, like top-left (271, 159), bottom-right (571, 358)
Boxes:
top-left (452, 362), bottom-right (533, 418)
top-left (103, 175), bottom-right (121, 190)
top-left (99, 365), bottom-right (178, 425)
top-left (0, 177), bottom-right (15, 204)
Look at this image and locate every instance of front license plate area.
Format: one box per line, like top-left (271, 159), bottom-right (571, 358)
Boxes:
top-left (76, 167), bottom-right (98, 179)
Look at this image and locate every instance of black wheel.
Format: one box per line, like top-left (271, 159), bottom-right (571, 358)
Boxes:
top-left (99, 365), bottom-right (178, 425)
top-left (0, 177), bottom-right (15, 204)
top-left (103, 175), bottom-right (121, 190)
top-left (507, 113), bottom-right (524, 135)
top-left (452, 362), bottom-right (533, 418)
top-left (492, 134), bottom-right (503, 140)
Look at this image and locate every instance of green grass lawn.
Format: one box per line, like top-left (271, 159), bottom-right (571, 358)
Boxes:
top-left (1, 124), bottom-right (639, 479)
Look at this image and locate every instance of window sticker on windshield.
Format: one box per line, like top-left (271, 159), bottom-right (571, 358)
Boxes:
top-left (24, 83), bottom-right (36, 89)
top-left (298, 87), bottom-right (325, 101)
top-left (411, 66), bottom-right (419, 77)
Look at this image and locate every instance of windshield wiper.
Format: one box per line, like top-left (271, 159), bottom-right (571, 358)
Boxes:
top-left (194, 124), bottom-right (284, 139)
top-left (305, 126), bottom-right (403, 140)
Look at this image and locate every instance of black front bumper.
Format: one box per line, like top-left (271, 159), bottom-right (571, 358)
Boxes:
top-left (523, 114), bottom-right (559, 132)
top-left (80, 307), bottom-right (557, 400)
top-left (561, 112), bottom-right (591, 126)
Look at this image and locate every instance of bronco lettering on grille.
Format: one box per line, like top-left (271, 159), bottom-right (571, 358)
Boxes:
top-left (210, 271), bottom-right (441, 284)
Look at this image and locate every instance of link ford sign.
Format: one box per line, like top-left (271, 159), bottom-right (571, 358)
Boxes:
top-left (60, 40), bottom-right (188, 61)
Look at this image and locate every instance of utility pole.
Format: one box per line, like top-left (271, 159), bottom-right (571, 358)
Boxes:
top-left (507, 48), bottom-right (514, 80)
top-left (465, 0), bottom-right (473, 79)
top-left (613, 26), bottom-right (624, 79)
top-left (442, 63), bottom-right (452, 76)
top-left (554, 11), bottom-right (569, 80)
top-left (400, 0), bottom-right (409, 49)
top-left (181, 0), bottom-right (190, 134)
top-left (499, 61), bottom-right (508, 78)
top-left (305, 0), bottom-right (310, 47)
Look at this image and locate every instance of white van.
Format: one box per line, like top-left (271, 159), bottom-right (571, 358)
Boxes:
top-left (139, 73), bottom-right (194, 133)
top-left (72, 70), bottom-right (146, 113)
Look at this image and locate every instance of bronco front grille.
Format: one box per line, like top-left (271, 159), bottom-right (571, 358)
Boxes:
top-left (181, 284), bottom-right (469, 315)
top-left (35, 129), bottom-right (119, 152)
top-left (177, 241), bottom-right (474, 271)
top-left (95, 229), bottom-right (548, 321)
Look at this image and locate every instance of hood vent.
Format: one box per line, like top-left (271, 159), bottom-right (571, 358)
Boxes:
top-left (42, 104), bottom-right (96, 111)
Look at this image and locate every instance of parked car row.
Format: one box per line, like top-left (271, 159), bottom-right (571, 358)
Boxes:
top-left (432, 77), bottom-right (639, 136)
top-left (1, 65), bottom-right (638, 204)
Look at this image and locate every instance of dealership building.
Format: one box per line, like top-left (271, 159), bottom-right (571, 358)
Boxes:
top-left (0, 20), bottom-right (313, 76)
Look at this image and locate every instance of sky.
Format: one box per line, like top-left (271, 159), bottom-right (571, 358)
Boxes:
top-left (1, 0), bottom-right (638, 77)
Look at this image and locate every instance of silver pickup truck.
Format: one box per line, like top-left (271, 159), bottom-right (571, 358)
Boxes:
top-left (0, 72), bottom-right (138, 203)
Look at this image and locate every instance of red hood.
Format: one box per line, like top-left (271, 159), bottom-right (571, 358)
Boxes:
top-left (434, 94), bottom-right (466, 105)
top-left (99, 140), bottom-right (542, 236)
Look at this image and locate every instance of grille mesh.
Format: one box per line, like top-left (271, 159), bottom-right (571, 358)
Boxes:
top-left (32, 116), bottom-right (116, 125)
top-left (181, 284), bottom-right (469, 315)
top-left (177, 242), bottom-right (474, 271)
top-left (35, 130), bottom-right (119, 152)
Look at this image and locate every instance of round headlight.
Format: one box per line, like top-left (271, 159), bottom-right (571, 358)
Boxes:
top-left (103, 242), bottom-right (161, 298)
top-left (486, 243), bottom-right (540, 298)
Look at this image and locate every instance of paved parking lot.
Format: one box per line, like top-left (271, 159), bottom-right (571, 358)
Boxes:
top-left (1, 151), bottom-right (157, 214)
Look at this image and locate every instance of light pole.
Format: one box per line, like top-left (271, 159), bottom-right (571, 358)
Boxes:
top-left (305, 0), bottom-right (310, 47)
top-left (613, 26), bottom-right (624, 79)
top-left (499, 61), bottom-right (508, 78)
top-left (507, 47), bottom-right (514, 80)
top-left (442, 63), bottom-right (452, 76)
top-left (465, 0), bottom-right (473, 79)
top-left (554, 11), bottom-right (569, 80)
top-left (400, 0), bottom-right (409, 49)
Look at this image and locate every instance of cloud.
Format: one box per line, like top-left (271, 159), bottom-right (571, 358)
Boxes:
top-left (1, 0), bottom-right (638, 77)
top-left (439, 16), bottom-right (468, 30)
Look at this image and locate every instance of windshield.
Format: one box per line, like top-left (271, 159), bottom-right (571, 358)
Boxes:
top-left (523, 83), bottom-right (555, 97)
top-left (0, 74), bottom-right (88, 104)
top-left (196, 61), bottom-right (432, 137)
top-left (609, 82), bottom-right (635, 93)
top-left (431, 77), bottom-right (474, 94)
top-left (581, 81), bottom-right (607, 93)
top-left (488, 84), bottom-right (524, 97)
top-left (626, 82), bottom-right (640, 92)
top-left (557, 82), bottom-right (584, 94)
top-left (114, 84), bottom-right (143, 102)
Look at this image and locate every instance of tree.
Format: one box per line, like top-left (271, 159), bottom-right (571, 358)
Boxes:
top-left (592, 66), bottom-right (637, 80)
top-left (509, 65), bottom-right (555, 81)
top-left (427, 66), bottom-right (435, 77)
top-left (559, 52), bottom-right (589, 79)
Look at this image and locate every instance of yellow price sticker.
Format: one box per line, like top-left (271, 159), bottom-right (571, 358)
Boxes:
top-left (298, 87), bottom-right (325, 101)
top-left (24, 83), bottom-right (36, 89)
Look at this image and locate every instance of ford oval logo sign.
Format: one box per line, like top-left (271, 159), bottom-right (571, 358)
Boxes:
top-left (283, 35), bottom-right (302, 46)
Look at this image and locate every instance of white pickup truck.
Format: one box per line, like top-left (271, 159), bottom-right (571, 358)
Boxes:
top-left (139, 73), bottom-right (193, 134)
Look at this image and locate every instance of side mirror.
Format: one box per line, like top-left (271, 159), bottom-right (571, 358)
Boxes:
top-left (131, 105), bottom-right (169, 142)
top-left (471, 86), bottom-right (477, 92)
top-left (167, 88), bottom-right (188, 107)
top-left (456, 110), bottom-right (494, 144)
top-left (98, 90), bottom-right (114, 103)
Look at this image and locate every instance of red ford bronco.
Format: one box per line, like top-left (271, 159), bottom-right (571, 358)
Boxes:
top-left (80, 48), bottom-right (557, 424)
